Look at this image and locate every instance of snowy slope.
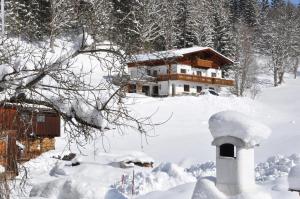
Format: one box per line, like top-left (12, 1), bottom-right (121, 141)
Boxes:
top-left (255, 77), bottom-right (300, 162)
top-left (13, 73), bottom-right (300, 199)
top-left (99, 75), bottom-right (300, 165)
top-left (100, 95), bottom-right (269, 165)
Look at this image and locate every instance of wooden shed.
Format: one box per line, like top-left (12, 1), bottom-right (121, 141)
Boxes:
top-left (0, 104), bottom-right (61, 176)
top-left (0, 104), bottom-right (60, 138)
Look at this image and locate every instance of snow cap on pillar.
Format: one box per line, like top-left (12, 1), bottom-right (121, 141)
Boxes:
top-left (209, 111), bottom-right (271, 148)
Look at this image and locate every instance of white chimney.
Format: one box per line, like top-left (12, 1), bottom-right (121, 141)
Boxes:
top-left (208, 111), bottom-right (271, 196)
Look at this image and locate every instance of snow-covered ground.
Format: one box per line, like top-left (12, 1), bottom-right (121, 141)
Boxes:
top-left (13, 71), bottom-right (300, 199)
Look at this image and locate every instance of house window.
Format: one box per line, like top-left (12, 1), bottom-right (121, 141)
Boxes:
top-left (153, 70), bottom-right (158, 77)
top-left (197, 71), bottom-right (202, 76)
top-left (184, 85), bottom-right (190, 92)
top-left (220, 143), bottom-right (236, 158)
top-left (211, 72), bottom-right (217, 77)
top-left (180, 69), bottom-right (187, 74)
top-left (37, 115), bottom-right (45, 123)
top-left (147, 70), bottom-right (151, 76)
top-left (129, 84), bottom-right (136, 93)
top-left (196, 86), bottom-right (202, 93)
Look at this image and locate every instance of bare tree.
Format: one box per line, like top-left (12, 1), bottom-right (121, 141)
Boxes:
top-left (232, 24), bottom-right (258, 97)
top-left (292, 57), bottom-right (299, 79)
top-left (1, 33), bottom-right (155, 136)
top-left (0, 30), bottom-right (159, 197)
top-left (260, 3), bottom-right (300, 86)
top-left (48, 0), bottom-right (76, 51)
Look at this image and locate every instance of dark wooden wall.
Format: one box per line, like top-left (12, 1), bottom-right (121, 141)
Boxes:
top-left (0, 106), bottom-right (60, 138)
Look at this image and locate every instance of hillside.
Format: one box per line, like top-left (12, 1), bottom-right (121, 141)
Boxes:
top-left (14, 72), bottom-right (300, 199)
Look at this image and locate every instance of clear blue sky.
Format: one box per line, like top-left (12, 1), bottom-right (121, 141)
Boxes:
top-left (291, 0), bottom-right (300, 4)
top-left (290, 0), bottom-right (300, 4)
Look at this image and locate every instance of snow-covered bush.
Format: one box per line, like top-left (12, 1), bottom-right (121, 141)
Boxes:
top-left (112, 162), bottom-right (195, 196)
top-left (255, 154), bottom-right (300, 182)
top-left (186, 154), bottom-right (300, 183)
top-left (186, 161), bottom-right (216, 179)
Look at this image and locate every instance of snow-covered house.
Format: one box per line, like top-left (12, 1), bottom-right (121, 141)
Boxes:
top-left (127, 47), bottom-right (234, 97)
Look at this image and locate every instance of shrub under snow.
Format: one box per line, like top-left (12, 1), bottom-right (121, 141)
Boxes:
top-left (112, 162), bottom-right (196, 196)
top-left (256, 154), bottom-right (300, 182)
top-left (185, 154), bottom-right (300, 184)
top-left (185, 161), bottom-right (216, 179)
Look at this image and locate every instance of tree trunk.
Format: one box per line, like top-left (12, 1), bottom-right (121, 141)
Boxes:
top-left (278, 71), bottom-right (284, 85)
top-left (234, 73), bottom-right (240, 96)
top-left (294, 57), bottom-right (299, 79)
top-left (50, 35), bottom-right (55, 52)
top-left (274, 66), bottom-right (278, 87)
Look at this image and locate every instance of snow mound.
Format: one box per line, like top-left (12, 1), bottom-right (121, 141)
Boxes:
top-left (29, 178), bottom-right (95, 199)
top-left (192, 177), bottom-right (272, 199)
top-left (191, 177), bottom-right (226, 199)
top-left (256, 154), bottom-right (299, 182)
top-left (209, 111), bottom-right (271, 147)
top-left (186, 161), bottom-right (216, 179)
top-left (49, 162), bottom-right (67, 177)
top-left (104, 189), bottom-right (127, 199)
top-left (288, 165), bottom-right (300, 190)
top-left (113, 162), bottom-right (195, 196)
top-left (113, 151), bottom-right (154, 164)
top-left (0, 64), bottom-right (14, 79)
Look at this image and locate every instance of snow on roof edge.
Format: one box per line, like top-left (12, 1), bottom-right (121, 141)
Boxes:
top-left (127, 46), bottom-right (234, 64)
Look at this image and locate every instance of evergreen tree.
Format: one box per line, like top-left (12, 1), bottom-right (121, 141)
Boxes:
top-left (6, 0), bottom-right (52, 40)
top-left (6, 0), bottom-right (26, 36)
top-left (271, 0), bottom-right (285, 8)
top-left (174, 0), bottom-right (198, 48)
top-left (210, 0), bottom-right (235, 58)
top-left (260, 0), bottom-right (270, 12)
top-left (192, 0), bottom-right (214, 47)
top-left (258, 0), bottom-right (270, 23)
top-left (109, 0), bottom-right (141, 54)
top-left (156, 0), bottom-right (178, 50)
top-left (228, 0), bottom-right (240, 25)
top-left (240, 0), bottom-right (259, 27)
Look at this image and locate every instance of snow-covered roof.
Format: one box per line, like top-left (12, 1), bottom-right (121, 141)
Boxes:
top-left (113, 151), bottom-right (154, 164)
top-left (289, 165), bottom-right (300, 190)
top-left (209, 111), bottom-right (271, 147)
top-left (129, 46), bottom-right (234, 64)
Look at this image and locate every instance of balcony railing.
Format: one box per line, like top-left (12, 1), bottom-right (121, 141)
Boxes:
top-left (156, 74), bottom-right (234, 86)
top-left (192, 59), bottom-right (218, 68)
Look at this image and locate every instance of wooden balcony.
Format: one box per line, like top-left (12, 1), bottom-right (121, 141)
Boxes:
top-left (156, 74), bottom-right (234, 86)
top-left (192, 59), bottom-right (218, 68)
